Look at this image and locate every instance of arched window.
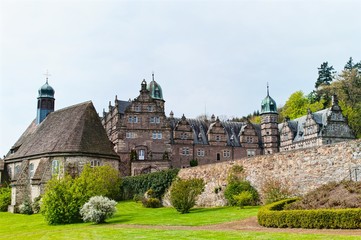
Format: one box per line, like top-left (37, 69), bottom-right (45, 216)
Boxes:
top-left (90, 160), bottom-right (101, 167)
top-left (29, 163), bottom-right (35, 178)
top-left (52, 160), bottom-right (59, 175)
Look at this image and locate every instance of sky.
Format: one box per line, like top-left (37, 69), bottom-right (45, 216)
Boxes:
top-left (1, 0), bottom-right (360, 156)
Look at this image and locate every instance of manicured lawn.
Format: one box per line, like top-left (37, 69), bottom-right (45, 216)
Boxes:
top-left (108, 201), bottom-right (259, 226)
top-left (0, 201), bottom-right (359, 240)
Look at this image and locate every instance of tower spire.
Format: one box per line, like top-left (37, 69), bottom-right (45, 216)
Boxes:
top-left (267, 82), bottom-right (269, 96)
top-left (43, 70), bottom-right (51, 84)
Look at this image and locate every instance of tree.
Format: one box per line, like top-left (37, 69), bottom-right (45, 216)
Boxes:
top-left (170, 178), bottom-right (204, 214)
top-left (328, 67), bottom-right (361, 138)
top-left (280, 91), bottom-right (324, 120)
top-left (315, 62), bottom-right (335, 88)
top-left (344, 57), bottom-right (355, 70)
top-left (41, 164), bottom-right (121, 225)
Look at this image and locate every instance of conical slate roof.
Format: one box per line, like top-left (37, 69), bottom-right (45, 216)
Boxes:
top-left (6, 101), bottom-right (118, 160)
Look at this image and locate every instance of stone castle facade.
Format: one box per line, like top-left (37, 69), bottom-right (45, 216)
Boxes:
top-left (102, 75), bottom-right (356, 176)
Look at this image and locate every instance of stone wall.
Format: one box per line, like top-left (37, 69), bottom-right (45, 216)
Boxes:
top-left (176, 139), bottom-right (361, 207)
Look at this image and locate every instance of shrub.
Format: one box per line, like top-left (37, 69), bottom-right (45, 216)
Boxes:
top-left (41, 175), bottom-right (80, 224)
top-left (32, 196), bottom-right (42, 214)
top-left (133, 194), bottom-right (143, 203)
top-left (224, 180), bottom-right (259, 206)
top-left (261, 178), bottom-right (291, 204)
top-left (286, 180), bottom-right (361, 210)
top-left (170, 178), bottom-right (204, 214)
top-left (121, 169), bottom-right (179, 200)
top-left (234, 191), bottom-right (253, 209)
top-left (80, 196), bottom-right (117, 224)
top-left (73, 164), bottom-right (121, 202)
top-left (142, 197), bottom-right (162, 208)
top-left (257, 198), bottom-right (361, 229)
top-left (189, 159), bottom-right (198, 167)
top-left (42, 164), bottom-right (121, 225)
top-left (0, 186), bottom-right (11, 212)
top-left (19, 199), bottom-right (33, 215)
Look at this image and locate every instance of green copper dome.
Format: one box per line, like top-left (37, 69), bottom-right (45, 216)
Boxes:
top-left (38, 81), bottom-right (55, 98)
top-left (147, 74), bottom-right (163, 100)
top-left (261, 86), bottom-right (277, 114)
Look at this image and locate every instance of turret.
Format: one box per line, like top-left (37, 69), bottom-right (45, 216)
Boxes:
top-left (260, 84), bottom-right (279, 154)
top-left (36, 73), bottom-right (55, 124)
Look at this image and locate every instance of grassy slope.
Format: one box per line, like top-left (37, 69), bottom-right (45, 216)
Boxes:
top-left (0, 201), bottom-right (358, 240)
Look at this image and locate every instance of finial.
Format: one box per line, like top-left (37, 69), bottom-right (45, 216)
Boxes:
top-left (152, 71), bottom-right (155, 81)
top-left (267, 82), bottom-right (269, 96)
top-left (43, 70), bottom-right (51, 84)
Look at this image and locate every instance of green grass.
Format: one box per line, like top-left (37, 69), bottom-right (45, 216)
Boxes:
top-left (108, 201), bottom-right (259, 226)
top-left (0, 201), bottom-right (359, 240)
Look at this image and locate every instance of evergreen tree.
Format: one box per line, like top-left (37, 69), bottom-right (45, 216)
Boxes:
top-left (344, 57), bottom-right (354, 70)
top-left (315, 62), bottom-right (335, 88)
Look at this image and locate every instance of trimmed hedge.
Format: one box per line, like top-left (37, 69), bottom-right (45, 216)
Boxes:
top-left (258, 198), bottom-right (361, 229)
top-left (120, 169), bottom-right (179, 200)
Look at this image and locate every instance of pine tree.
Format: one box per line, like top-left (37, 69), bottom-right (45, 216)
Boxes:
top-left (315, 62), bottom-right (335, 88)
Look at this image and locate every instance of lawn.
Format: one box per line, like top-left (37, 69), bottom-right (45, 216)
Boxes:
top-left (0, 201), bottom-right (359, 240)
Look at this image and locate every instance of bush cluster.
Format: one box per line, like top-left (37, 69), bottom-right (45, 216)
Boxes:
top-left (19, 199), bottom-right (33, 215)
top-left (0, 186), bottom-right (11, 212)
top-left (260, 178), bottom-right (291, 204)
top-left (121, 169), bottom-right (179, 200)
top-left (141, 189), bottom-right (162, 208)
top-left (224, 164), bottom-right (259, 207)
top-left (170, 178), bottom-right (204, 214)
top-left (41, 165), bottom-right (120, 225)
top-left (80, 196), bottom-right (117, 224)
top-left (258, 198), bottom-right (361, 229)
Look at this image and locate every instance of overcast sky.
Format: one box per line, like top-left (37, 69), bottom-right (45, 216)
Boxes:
top-left (1, 0), bottom-right (360, 156)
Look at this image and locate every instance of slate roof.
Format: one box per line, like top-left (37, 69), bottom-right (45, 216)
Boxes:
top-left (278, 108), bottom-right (330, 142)
top-left (116, 100), bottom-right (131, 114)
top-left (169, 117), bottom-right (258, 147)
top-left (6, 101), bottom-right (118, 161)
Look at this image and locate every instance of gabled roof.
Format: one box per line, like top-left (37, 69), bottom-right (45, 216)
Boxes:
top-left (6, 101), bottom-right (118, 161)
top-left (278, 108), bottom-right (330, 142)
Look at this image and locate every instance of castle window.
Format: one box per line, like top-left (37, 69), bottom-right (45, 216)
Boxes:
top-left (150, 116), bottom-right (160, 124)
top-left (126, 132), bottom-right (135, 138)
top-left (152, 131), bottom-right (162, 139)
top-left (128, 116), bottom-right (138, 123)
top-left (90, 160), bottom-right (101, 167)
top-left (247, 150), bottom-right (256, 157)
top-left (197, 149), bottom-right (205, 157)
top-left (134, 105), bottom-right (140, 112)
top-left (181, 132), bottom-right (188, 140)
top-left (8, 167), bottom-right (12, 180)
top-left (182, 147), bottom-right (190, 156)
top-left (14, 164), bottom-right (20, 176)
top-left (246, 136), bottom-right (253, 143)
top-left (29, 163), bottom-right (35, 178)
top-left (147, 105), bottom-right (154, 112)
top-left (223, 150), bottom-right (231, 158)
top-left (216, 153), bottom-right (221, 161)
top-left (216, 135), bottom-right (221, 142)
top-left (138, 149), bottom-right (145, 160)
top-left (52, 160), bottom-right (59, 175)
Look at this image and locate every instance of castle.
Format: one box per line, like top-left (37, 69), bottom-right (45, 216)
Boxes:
top-left (1, 73), bottom-right (356, 211)
top-left (101, 74), bottom-right (356, 176)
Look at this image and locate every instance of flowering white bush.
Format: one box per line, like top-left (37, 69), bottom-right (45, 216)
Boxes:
top-left (80, 196), bottom-right (117, 224)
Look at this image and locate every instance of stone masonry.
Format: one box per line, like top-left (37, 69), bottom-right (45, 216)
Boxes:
top-left (175, 139), bottom-right (361, 207)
